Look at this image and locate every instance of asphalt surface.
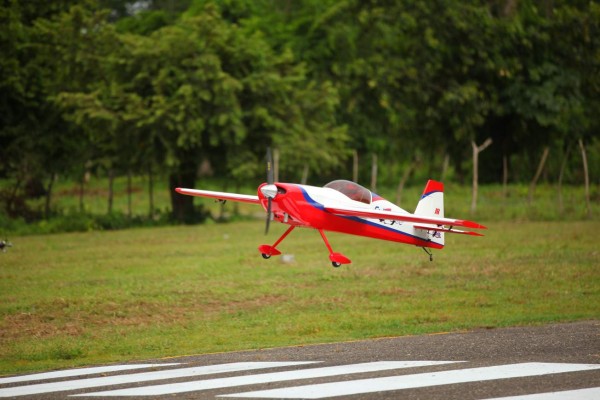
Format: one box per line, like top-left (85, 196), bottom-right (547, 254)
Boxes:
top-left (2, 320), bottom-right (599, 399)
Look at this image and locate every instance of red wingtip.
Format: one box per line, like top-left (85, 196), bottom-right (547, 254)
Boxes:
top-left (466, 231), bottom-right (485, 237)
top-left (459, 220), bottom-right (487, 230)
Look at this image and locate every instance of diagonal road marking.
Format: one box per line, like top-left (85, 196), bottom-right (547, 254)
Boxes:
top-left (0, 362), bottom-right (315, 397)
top-left (73, 361), bottom-right (459, 397)
top-left (481, 387), bottom-right (600, 400)
top-left (223, 363), bottom-right (600, 399)
top-left (0, 364), bottom-right (180, 385)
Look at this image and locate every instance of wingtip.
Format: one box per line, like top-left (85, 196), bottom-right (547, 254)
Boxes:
top-left (467, 231), bottom-right (485, 237)
top-left (459, 220), bottom-right (487, 230)
top-left (175, 187), bottom-right (191, 195)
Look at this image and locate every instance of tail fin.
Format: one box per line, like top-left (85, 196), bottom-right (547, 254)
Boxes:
top-left (414, 180), bottom-right (445, 247)
top-left (415, 180), bottom-right (444, 218)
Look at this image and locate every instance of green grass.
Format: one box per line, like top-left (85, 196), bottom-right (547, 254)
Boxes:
top-left (1, 219), bottom-right (598, 375)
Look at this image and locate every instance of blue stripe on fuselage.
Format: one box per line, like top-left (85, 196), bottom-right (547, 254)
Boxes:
top-left (300, 188), bottom-right (441, 247)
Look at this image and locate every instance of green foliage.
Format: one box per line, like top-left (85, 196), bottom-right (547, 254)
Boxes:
top-left (0, 0), bottom-right (598, 223)
top-left (0, 212), bottom-right (176, 236)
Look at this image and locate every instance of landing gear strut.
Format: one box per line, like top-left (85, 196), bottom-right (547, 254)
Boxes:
top-left (422, 247), bottom-right (433, 262)
top-left (258, 226), bottom-right (295, 259)
top-left (258, 226), bottom-right (351, 268)
top-left (318, 229), bottom-right (351, 268)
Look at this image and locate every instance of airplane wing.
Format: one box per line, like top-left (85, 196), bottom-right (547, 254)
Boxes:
top-left (175, 188), bottom-right (261, 205)
top-left (324, 206), bottom-right (487, 231)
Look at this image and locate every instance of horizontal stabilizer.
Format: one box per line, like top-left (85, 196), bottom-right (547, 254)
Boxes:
top-left (176, 188), bottom-right (260, 204)
top-left (325, 207), bottom-right (487, 230)
top-left (414, 225), bottom-right (484, 236)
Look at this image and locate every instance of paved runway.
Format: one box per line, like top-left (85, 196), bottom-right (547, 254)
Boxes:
top-left (1, 321), bottom-right (598, 399)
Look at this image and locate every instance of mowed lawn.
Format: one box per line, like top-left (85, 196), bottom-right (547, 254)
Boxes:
top-left (0, 220), bottom-right (598, 374)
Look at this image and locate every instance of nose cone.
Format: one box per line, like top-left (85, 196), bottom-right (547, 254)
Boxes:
top-left (260, 184), bottom-right (278, 199)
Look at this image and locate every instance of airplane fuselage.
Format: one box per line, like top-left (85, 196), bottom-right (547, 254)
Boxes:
top-left (257, 183), bottom-right (443, 249)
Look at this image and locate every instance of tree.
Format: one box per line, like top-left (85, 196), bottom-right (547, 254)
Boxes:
top-left (0, 1), bottom-right (91, 219)
top-left (123, 4), bottom-right (349, 221)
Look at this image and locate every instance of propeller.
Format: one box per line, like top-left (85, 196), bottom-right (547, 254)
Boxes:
top-left (264, 147), bottom-right (274, 234)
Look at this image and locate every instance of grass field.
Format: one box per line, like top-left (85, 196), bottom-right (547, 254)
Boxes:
top-left (1, 219), bottom-right (598, 375)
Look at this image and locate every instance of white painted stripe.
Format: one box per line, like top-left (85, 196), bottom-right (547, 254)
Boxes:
top-left (75, 361), bottom-right (459, 397)
top-left (0, 362), bottom-right (314, 397)
top-left (224, 363), bottom-right (600, 399)
top-left (483, 387), bottom-right (600, 400)
top-left (0, 364), bottom-right (179, 385)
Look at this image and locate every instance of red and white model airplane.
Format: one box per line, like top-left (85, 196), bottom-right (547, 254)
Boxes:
top-left (176, 151), bottom-right (486, 267)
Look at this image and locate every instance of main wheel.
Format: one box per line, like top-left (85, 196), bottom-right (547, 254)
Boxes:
top-left (331, 261), bottom-right (341, 268)
top-left (261, 253), bottom-right (271, 259)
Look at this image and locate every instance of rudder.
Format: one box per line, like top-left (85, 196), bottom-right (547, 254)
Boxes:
top-left (414, 180), bottom-right (444, 219)
top-left (414, 180), bottom-right (445, 247)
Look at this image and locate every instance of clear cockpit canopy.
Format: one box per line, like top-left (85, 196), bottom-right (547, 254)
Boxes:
top-left (324, 180), bottom-right (372, 204)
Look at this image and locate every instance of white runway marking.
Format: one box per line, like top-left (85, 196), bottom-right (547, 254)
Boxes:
top-left (0, 362), bottom-right (314, 398)
top-left (0, 364), bottom-right (179, 385)
top-left (223, 363), bottom-right (600, 399)
top-left (482, 387), bottom-right (600, 400)
top-left (74, 361), bottom-right (458, 397)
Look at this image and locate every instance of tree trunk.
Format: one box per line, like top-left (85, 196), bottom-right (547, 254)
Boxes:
top-left (169, 159), bottom-right (197, 223)
top-left (353, 150), bottom-right (359, 182)
top-left (273, 148), bottom-right (280, 182)
top-left (148, 164), bottom-right (154, 218)
top-left (440, 153), bottom-right (450, 181)
top-left (396, 158), bottom-right (420, 206)
top-left (579, 138), bottom-right (591, 219)
top-left (396, 164), bottom-right (413, 206)
top-left (471, 138), bottom-right (493, 214)
top-left (218, 182), bottom-right (227, 220)
top-left (528, 146), bottom-right (549, 205)
top-left (301, 164), bottom-right (309, 185)
top-left (471, 143), bottom-right (479, 214)
top-left (79, 170), bottom-right (86, 213)
top-left (7, 175), bottom-right (23, 216)
top-left (502, 154), bottom-right (508, 201)
top-left (501, 0), bottom-right (518, 16)
top-left (127, 169), bottom-right (132, 219)
top-left (107, 168), bottom-right (115, 214)
top-left (234, 182), bottom-right (240, 215)
top-left (557, 143), bottom-right (572, 215)
top-left (370, 153), bottom-right (378, 193)
top-left (44, 173), bottom-right (56, 219)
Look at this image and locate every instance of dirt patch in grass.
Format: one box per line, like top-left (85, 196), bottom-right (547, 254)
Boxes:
top-left (223, 294), bottom-right (287, 312)
top-left (1, 313), bottom-right (85, 340)
top-left (0, 294), bottom-right (287, 343)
